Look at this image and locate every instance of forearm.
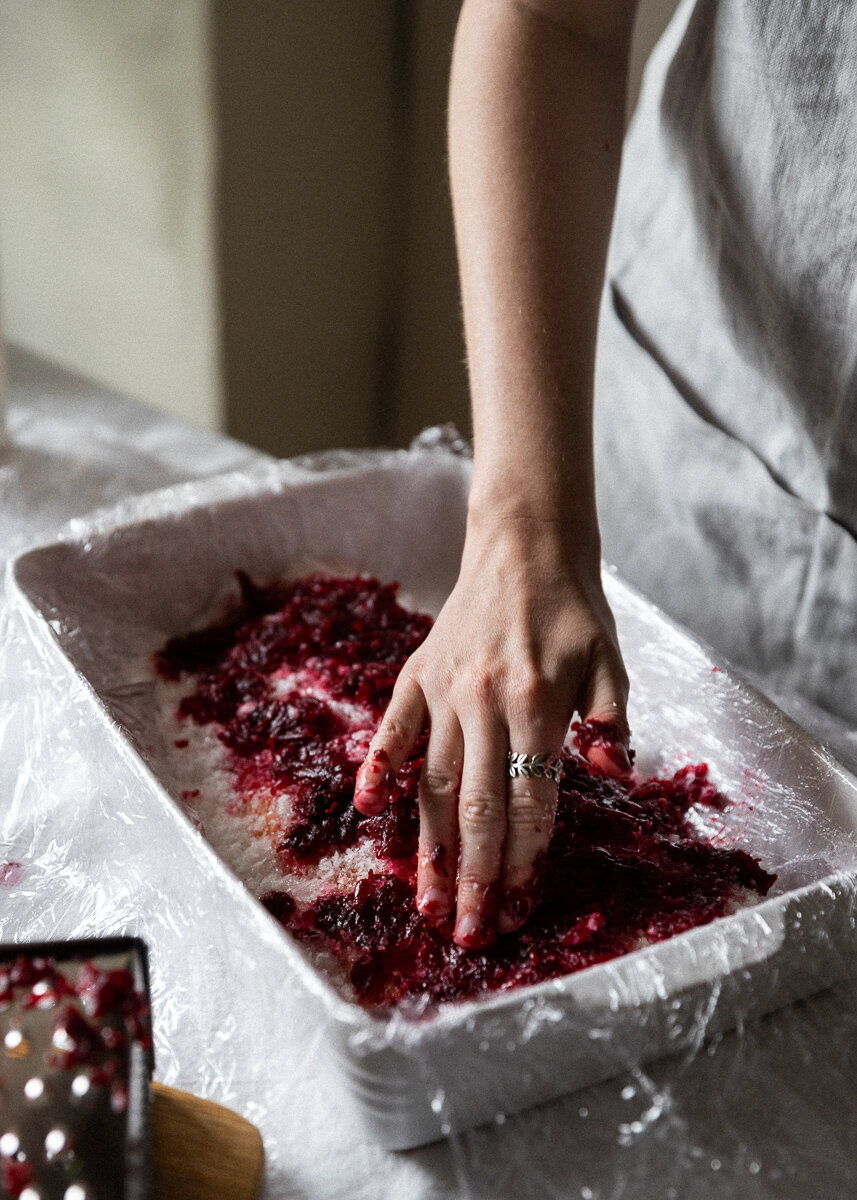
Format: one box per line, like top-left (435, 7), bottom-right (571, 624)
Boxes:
top-left (355, 2), bottom-right (637, 946)
top-left (449, 0), bottom-right (637, 547)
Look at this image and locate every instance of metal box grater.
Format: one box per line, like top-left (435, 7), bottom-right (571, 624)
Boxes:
top-left (0, 937), bottom-right (152, 1198)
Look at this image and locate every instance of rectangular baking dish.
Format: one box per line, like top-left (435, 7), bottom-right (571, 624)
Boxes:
top-left (10, 448), bottom-right (857, 1149)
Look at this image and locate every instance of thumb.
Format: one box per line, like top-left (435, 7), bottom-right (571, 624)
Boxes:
top-left (577, 648), bottom-right (632, 777)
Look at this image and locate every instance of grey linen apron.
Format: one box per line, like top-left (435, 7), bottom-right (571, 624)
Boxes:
top-left (595, 0), bottom-right (857, 723)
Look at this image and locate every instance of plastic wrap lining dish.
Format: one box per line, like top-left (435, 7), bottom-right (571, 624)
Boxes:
top-left (10, 447), bottom-right (857, 1148)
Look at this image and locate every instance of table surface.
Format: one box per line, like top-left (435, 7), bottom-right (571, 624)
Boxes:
top-left (2, 347), bottom-right (856, 1200)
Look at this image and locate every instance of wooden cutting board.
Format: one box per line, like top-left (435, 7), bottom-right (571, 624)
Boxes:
top-left (151, 1082), bottom-right (265, 1200)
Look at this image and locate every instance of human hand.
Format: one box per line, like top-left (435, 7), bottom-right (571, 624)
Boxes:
top-left (353, 512), bottom-right (631, 949)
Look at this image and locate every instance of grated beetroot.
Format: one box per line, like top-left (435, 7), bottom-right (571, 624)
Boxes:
top-left (157, 571), bottom-right (777, 1008)
top-left (156, 571), bottom-right (431, 721)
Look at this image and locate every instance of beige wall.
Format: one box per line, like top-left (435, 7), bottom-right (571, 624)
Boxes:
top-left (0, 0), bottom-right (221, 430)
top-left (0, 0), bottom-right (680, 452)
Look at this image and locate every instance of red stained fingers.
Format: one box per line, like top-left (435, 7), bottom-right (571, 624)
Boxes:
top-left (579, 725), bottom-right (633, 776)
top-left (452, 720), bottom-right (508, 949)
top-left (353, 675), bottom-right (426, 815)
top-left (416, 706), bottom-right (463, 920)
top-left (576, 654), bottom-right (632, 778)
top-left (492, 667), bottom-right (572, 934)
top-left (497, 761), bottom-right (558, 934)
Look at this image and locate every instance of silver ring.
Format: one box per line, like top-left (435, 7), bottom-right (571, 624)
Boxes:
top-left (507, 751), bottom-right (563, 785)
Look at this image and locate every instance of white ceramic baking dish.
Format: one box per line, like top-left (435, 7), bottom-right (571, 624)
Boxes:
top-left (10, 448), bottom-right (857, 1149)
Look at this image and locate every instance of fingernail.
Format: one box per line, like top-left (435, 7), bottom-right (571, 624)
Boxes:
top-left (603, 742), bottom-right (633, 773)
top-left (454, 912), bottom-right (494, 950)
top-left (353, 786), bottom-right (386, 815)
top-left (454, 913), bottom-right (481, 947)
top-left (418, 887), bottom-right (452, 918)
top-left (353, 755), bottom-right (390, 814)
top-left (497, 896), bottom-right (531, 935)
top-left (357, 750), bottom-right (390, 785)
top-left (497, 910), bottom-right (522, 935)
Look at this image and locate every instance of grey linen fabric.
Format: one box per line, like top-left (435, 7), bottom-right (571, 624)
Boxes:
top-left (596, 0), bottom-right (857, 722)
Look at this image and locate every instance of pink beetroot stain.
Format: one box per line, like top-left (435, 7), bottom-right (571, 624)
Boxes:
top-left (429, 843), bottom-right (447, 873)
top-left (1, 1157), bottom-right (33, 1198)
top-left (501, 855), bottom-right (548, 926)
top-left (0, 862), bottom-right (24, 887)
top-left (354, 748), bottom-right (393, 807)
top-left (154, 572), bottom-right (777, 1008)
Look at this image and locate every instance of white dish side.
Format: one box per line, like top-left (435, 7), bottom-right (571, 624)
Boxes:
top-left (10, 450), bottom-right (857, 1149)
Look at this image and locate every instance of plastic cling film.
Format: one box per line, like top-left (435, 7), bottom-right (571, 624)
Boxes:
top-left (2, 411), bottom-right (857, 1196)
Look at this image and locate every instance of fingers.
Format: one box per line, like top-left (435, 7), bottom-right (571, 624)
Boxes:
top-left (453, 718), bottom-right (509, 949)
top-left (497, 764), bottom-right (558, 935)
top-left (357, 614), bottom-right (633, 950)
top-left (493, 642), bottom-right (632, 936)
top-left (416, 706), bottom-right (463, 920)
top-left (353, 674), bottom-right (426, 815)
top-left (578, 649), bottom-right (632, 777)
top-left (497, 686), bottom-right (566, 934)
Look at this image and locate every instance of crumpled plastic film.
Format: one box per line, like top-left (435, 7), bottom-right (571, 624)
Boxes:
top-left (3, 367), bottom-right (857, 1198)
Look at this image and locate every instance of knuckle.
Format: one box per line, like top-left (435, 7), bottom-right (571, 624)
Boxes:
top-left (457, 868), bottom-right (500, 900)
top-left (508, 669), bottom-right (551, 722)
top-left (420, 768), bottom-right (459, 801)
top-left (507, 786), bottom-right (556, 831)
top-left (588, 632), bottom-right (615, 665)
top-left (463, 667), bottom-right (495, 708)
top-left (398, 655), bottom-right (430, 695)
top-left (376, 714), bottom-right (410, 750)
top-left (593, 634), bottom-right (628, 683)
top-left (399, 650), bottom-right (423, 675)
top-left (459, 791), bottom-right (505, 828)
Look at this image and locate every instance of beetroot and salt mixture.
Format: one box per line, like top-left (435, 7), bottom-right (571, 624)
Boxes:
top-left (154, 571), bottom-right (776, 1010)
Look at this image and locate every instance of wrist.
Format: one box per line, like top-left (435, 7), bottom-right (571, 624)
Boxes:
top-left (469, 433), bottom-right (595, 514)
top-left (468, 475), bottom-right (599, 540)
top-left (464, 492), bottom-right (603, 578)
